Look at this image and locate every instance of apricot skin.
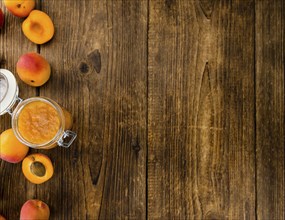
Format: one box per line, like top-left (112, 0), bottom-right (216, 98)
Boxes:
top-left (22, 153), bottom-right (54, 184)
top-left (22, 10), bottom-right (54, 44)
top-left (62, 107), bottom-right (73, 130)
top-left (20, 199), bottom-right (50, 220)
top-left (17, 52), bottom-right (51, 87)
top-left (0, 9), bottom-right (4, 29)
top-left (0, 214), bottom-right (6, 220)
top-left (0, 129), bottom-right (29, 163)
top-left (4, 0), bottom-right (35, 18)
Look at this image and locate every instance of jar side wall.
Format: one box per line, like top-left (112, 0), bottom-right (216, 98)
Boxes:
top-left (12, 97), bottom-right (65, 149)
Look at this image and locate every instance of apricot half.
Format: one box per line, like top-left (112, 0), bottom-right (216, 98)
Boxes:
top-left (4, 0), bottom-right (35, 18)
top-left (22, 10), bottom-right (54, 44)
top-left (22, 153), bottom-right (54, 184)
top-left (0, 129), bottom-right (29, 163)
top-left (16, 52), bottom-right (51, 87)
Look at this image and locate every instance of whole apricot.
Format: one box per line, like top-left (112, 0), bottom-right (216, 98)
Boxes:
top-left (4, 0), bottom-right (35, 18)
top-left (62, 107), bottom-right (73, 130)
top-left (22, 153), bottom-right (54, 184)
top-left (16, 52), bottom-right (51, 87)
top-left (0, 129), bottom-right (29, 163)
top-left (22, 10), bottom-right (54, 44)
top-left (20, 199), bottom-right (50, 220)
top-left (0, 9), bottom-right (4, 29)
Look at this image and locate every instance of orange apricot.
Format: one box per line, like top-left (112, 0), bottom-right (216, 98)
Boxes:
top-left (0, 9), bottom-right (4, 29)
top-left (22, 10), bottom-right (54, 44)
top-left (4, 0), bottom-right (35, 18)
top-left (16, 52), bottom-right (51, 87)
top-left (62, 107), bottom-right (73, 130)
top-left (0, 214), bottom-right (6, 220)
top-left (0, 129), bottom-right (29, 163)
top-left (22, 153), bottom-right (54, 184)
top-left (20, 199), bottom-right (50, 220)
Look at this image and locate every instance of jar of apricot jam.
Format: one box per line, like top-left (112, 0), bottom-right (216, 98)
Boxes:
top-left (0, 69), bottom-right (76, 149)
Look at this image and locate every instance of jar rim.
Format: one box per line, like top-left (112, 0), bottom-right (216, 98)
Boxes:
top-left (0, 69), bottom-right (19, 116)
top-left (0, 73), bottom-right (8, 102)
top-left (12, 97), bottom-right (65, 148)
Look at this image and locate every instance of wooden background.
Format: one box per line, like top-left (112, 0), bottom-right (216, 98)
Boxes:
top-left (0, 0), bottom-right (284, 219)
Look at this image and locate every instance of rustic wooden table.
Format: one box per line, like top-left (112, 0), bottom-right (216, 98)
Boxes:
top-left (0, 0), bottom-right (284, 219)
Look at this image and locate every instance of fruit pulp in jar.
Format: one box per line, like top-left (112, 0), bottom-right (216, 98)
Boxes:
top-left (18, 101), bottom-right (60, 145)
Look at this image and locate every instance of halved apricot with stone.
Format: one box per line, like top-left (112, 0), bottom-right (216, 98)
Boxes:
top-left (22, 153), bottom-right (54, 184)
top-left (22, 10), bottom-right (54, 44)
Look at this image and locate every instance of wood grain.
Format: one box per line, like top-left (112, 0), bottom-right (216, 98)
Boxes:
top-left (148, 0), bottom-right (255, 219)
top-left (0, 1), bottom-right (39, 219)
top-left (256, 0), bottom-right (284, 219)
top-left (227, 1), bottom-right (256, 218)
top-left (39, 0), bottom-right (147, 219)
top-left (0, 0), bottom-right (284, 219)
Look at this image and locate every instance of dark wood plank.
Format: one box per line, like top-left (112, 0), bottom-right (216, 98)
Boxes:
top-left (0, 2), bottom-right (39, 219)
top-left (39, 0), bottom-right (147, 219)
top-left (1, 1), bottom-right (284, 219)
top-left (256, 0), bottom-right (284, 219)
top-left (227, 1), bottom-right (256, 218)
top-left (148, 0), bottom-right (256, 219)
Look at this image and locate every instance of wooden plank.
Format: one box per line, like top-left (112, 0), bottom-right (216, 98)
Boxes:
top-left (0, 2), bottom-right (38, 219)
top-left (256, 0), bottom-right (284, 219)
top-left (39, 0), bottom-right (147, 219)
top-left (148, 0), bottom-right (256, 219)
top-left (227, 1), bottom-right (256, 218)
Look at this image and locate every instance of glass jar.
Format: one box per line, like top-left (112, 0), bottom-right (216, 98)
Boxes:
top-left (0, 69), bottom-right (76, 149)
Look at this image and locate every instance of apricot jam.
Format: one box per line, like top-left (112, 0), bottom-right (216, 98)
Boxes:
top-left (17, 101), bottom-right (60, 144)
